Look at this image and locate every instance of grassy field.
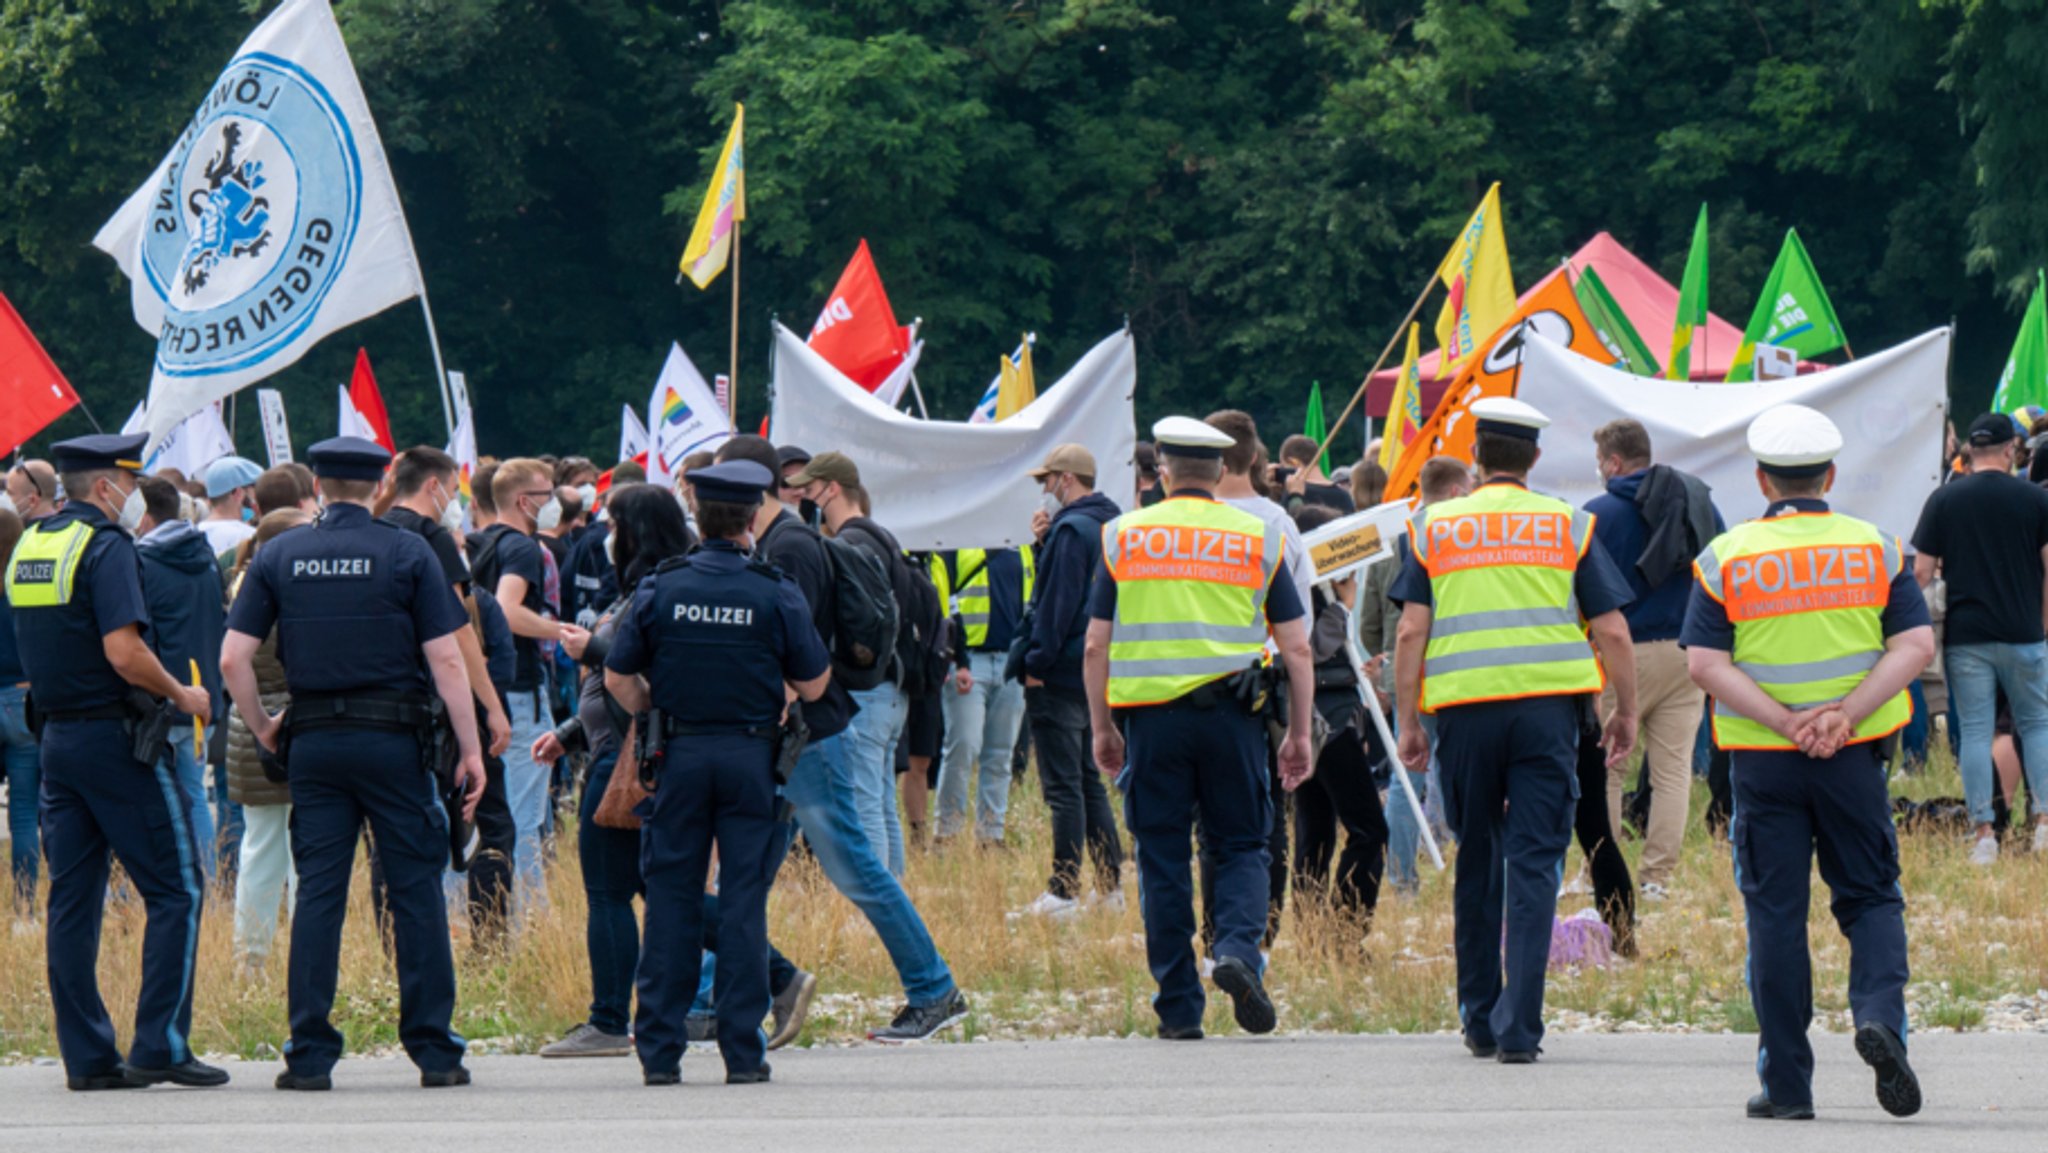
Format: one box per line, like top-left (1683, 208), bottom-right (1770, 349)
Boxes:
top-left (2, 746), bottom-right (2044, 1060)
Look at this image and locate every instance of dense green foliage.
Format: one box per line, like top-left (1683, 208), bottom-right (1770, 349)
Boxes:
top-left (0, 0), bottom-right (2039, 461)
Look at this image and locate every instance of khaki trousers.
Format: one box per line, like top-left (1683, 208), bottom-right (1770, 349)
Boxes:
top-left (1601, 639), bottom-right (1704, 886)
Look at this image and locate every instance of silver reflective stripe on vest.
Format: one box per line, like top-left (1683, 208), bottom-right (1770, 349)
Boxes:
top-left (1733, 650), bottom-right (1880, 685)
top-left (1109, 652), bottom-right (1263, 680)
top-left (1881, 536), bottom-right (1901, 579)
top-left (1425, 641), bottom-right (1594, 679)
top-left (1248, 521), bottom-right (1282, 619)
top-left (959, 613), bottom-right (991, 626)
top-left (1569, 509), bottom-right (1593, 555)
top-left (1409, 509), bottom-right (1432, 561)
top-left (1114, 620), bottom-right (1270, 646)
top-left (1430, 605), bottom-right (1582, 639)
top-left (1695, 544), bottom-right (1724, 601)
top-left (1716, 696), bottom-right (1840, 720)
top-left (1100, 518), bottom-right (1125, 571)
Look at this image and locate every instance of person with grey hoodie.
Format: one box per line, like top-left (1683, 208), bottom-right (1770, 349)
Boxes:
top-left (136, 476), bottom-right (229, 878)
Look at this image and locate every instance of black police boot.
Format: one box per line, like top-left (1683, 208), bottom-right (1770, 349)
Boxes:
top-left (1746, 1092), bottom-right (1815, 1121)
top-left (125, 1059), bottom-right (230, 1088)
top-left (1462, 1033), bottom-right (1498, 1059)
top-left (1210, 957), bottom-right (1276, 1035)
top-left (1157, 1024), bottom-right (1205, 1041)
top-left (644, 1069), bottom-right (682, 1086)
top-left (66, 1067), bottom-right (143, 1091)
top-left (1496, 1050), bottom-right (1541, 1065)
top-left (726, 1063), bottom-right (772, 1085)
top-left (420, 1065), bottom-right (471, 1088)
top-left (1855, 1023), bottom-right (1922, 1118)
top-left (274, 1070), bottom-right (333, 1091)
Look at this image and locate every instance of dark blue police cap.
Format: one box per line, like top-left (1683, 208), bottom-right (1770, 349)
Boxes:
top-left (51, 432), bottom-right (148, 475)
top-left (687, 459), bottom-right (774, 506)
top-left (307, 436), bottom-right (392, 481)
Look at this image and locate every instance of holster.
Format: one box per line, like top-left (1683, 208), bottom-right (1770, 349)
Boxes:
top-left (636, 708), bottom-right (666, 793)
top-left (124, 688), bottom-right (179, 768)
top-left (773, 711), bottom-right (810, 787)
top-left (260, 705), bottom-right (293, 784)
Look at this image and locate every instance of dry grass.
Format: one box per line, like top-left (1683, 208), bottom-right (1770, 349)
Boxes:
top-left (2, 744), bottom-right (2045, 1060)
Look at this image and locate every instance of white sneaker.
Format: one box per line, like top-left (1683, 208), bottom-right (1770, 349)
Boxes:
top-left (1015, 891), bottom-right (1080, 920)
top-left (1086, 890), bottom-right (1126, 914)
top-left (1641, 882), bottom-right (1670, 903)
top-left (1970, 834), bottom-right (2000, 867)
top-left (1199, 957), bottom-right (1217, 980)
top-left (2032, 823), bottom-right (2048, 855)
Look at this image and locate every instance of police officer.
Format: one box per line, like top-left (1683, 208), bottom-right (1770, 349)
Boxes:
top-left (1391, 397), bottom-right (1639, 1064)
top-left (5, 432), bottom-right (226, 1090)
top-left (219, 436), bottom-right (485, 1092)
top-left (1086, 417), bottom-right (1316, 1039)
top-left (1683, 405), bottom-right (1931, 1121)
top-left (603, 460), bottom-right (830, 1086)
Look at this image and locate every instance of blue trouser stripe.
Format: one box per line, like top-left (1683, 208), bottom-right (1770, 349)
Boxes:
top-left (150, 758), bottom-right (202, 1065)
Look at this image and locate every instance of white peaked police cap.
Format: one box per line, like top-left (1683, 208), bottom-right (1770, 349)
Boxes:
top-left (1747, 404), bottom-right (1842, 477)
top-left (1153, 416), bottom-right (1237, 459)
top-left (1469, 396), bottom-right (1550, 442)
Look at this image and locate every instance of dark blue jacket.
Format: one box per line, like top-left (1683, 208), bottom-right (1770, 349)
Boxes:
top-left (1024, 492), bottom-right (1120, 697)
top-left (138, 521), bottom-right (228, 721)
top-left (1586, 469), bottom-right (1724, 643)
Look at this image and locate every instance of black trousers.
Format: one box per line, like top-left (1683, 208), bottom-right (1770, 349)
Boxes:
top-left (1028, 688), bottom-right (1122, 898)
top-left (1292, 725), bottom-right (1390, 927)
top-left (465, 742), bottom-right (517, 944)
top-left (1573, 706), bottom-right (1636, 954)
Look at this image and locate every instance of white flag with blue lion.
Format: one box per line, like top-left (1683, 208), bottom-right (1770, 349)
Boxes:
top-left (94, 0), bottom-right (423, 449)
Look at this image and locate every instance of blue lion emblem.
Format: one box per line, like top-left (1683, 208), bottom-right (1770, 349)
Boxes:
top-left (178, 122), bottom-right (272, 295)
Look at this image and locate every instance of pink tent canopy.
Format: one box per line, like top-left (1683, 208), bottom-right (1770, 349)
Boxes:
top-left (1359, 231), bottom-right (1748, 418)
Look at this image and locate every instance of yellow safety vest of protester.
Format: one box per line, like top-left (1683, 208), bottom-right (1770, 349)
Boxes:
top-left (1412, 482), bottom-right (1603, 711)
top-left (4, 518), bottom-right (97, 610)
top-left (1101, 497), bottom-right (1279, 708)
top-left (930, 547), bottom-right (1035, 650)
top-left (1692, 509), bottom-right (1911, 751)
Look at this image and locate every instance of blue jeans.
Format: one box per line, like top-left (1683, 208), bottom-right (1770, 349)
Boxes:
top-left (1384, 712), bottom-right (1445, 892)
top-left (501, 687), bottom-right (553, 917)
top-left (172, 732), bottom-right (217, 882)
top-left (1947, 642), bottom-right (2048, 827)
top-left (0, 685), bottom-right (39, 899)
top-left (935, 651), bottom-right (1026, 841)
top-left (845, 684), bottom-right (909, 877)
top-left (778, 729), bottom-right (954, 1006)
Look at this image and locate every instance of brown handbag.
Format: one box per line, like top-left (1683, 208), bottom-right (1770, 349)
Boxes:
top-left (592, 719), bottom-right (649, 829)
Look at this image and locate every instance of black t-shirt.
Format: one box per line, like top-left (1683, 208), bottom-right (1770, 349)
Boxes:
top-left (470, 523), bottom-right (550, 690)
top-left (758, 510), bottom-right (855, 739)
top-left (1912, 469), bottom-right (2048, 646)
top-left (1287, 482), bottom-right (1356, 516)
top-left (381, 506), bottom-right (471, 597)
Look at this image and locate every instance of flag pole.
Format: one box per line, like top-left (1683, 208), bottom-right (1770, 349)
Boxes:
top-left (727, 220), bottom-right (741, 419)
top-left (1316, 276), bottom-right (1438, 467)
top-left (416, 294), bottom-right (457, 442)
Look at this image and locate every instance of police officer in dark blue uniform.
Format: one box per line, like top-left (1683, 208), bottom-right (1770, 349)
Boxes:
top-left (5, 433), bottom-right (226, 1091)
top-left (220, 437), bottom-right (485, 1092)
top-left (604, 460), bottom-right (830, 1086)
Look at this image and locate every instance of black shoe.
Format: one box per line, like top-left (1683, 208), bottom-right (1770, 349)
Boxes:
top-left (1210, 956), bottom-right (1276, 1035)
top-left (868, 990), bottom-right (968, 1043)
top-left (1463, 1034), bottom-right (1498, 1059)
top-left (1157, 1024), bottom-right (1205, 1041)
top-left (644, 1069), bottom-right (681, 1086)
top-left (726, 1064), bottom-right (772, 1084)
top-left (420, 1065), bottom-right (471, 1088)
top-left (274, 1070), bottom-right (333, 1091)
top-left (67, 1067), bottom-right (143, 1091)
top-left (1855, 1023), bottom-right (1922, 1118)
top-left (125, 1059), bottom-right (230, 1088)
top-left (1496, 1049), bottom-right (1541, 1065)
top-left (1747, 1092), bottom-right (1815, 1120)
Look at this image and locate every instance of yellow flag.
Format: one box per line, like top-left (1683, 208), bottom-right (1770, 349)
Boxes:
top-left (678, 105), bottom-right (746, 290)
top-left (1433, 182), bottom-right (1516, 372)
top-left (1380, 322), bottom-right (1422, 473)
top-left (995, 336), bottom-right (1036, 421)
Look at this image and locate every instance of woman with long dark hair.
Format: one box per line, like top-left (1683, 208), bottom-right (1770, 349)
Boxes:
top-left (536, 484), bottom-right (693, 1056)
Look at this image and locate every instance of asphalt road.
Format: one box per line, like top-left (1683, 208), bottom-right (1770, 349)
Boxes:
top-left (3, 1032), bottom-right (2043, 1151)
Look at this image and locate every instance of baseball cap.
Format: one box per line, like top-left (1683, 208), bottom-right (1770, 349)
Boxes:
top-left (204, 455), bottom-right (265, 497)
top-left (1969, 412), bottom-right (2020, 447)
top-left (1028, 443), bottom-right (1097, 480)
top-left (786, 451), bottom-right (860, 488)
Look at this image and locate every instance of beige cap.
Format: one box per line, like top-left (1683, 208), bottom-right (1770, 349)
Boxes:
top-left (1029, 443), bottom-right (1097, 480)
top-left (785, 450), bottom-right (860, 488)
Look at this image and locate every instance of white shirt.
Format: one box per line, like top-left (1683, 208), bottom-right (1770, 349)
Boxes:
top-left (1224, 493), bottom-right (1313, 614)
top-left (199, 517), bottom-right (256, 556)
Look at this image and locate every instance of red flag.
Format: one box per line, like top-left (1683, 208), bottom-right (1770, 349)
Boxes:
top-left (806, 240), bottom-right (910, 391)
top-left (0, 290), bottom-right (81, 455)
top-left (349, 348), bottom-right (396, 452)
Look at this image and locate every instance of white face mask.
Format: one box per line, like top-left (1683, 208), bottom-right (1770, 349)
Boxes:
top-left (0, 491), bottom-right (14, 517)
top-left (533, 495), bottom-right (562, 532)
top-left (576, 483), bottom-right (597, 511)
top-left (603, 529), bottom-right (618, 568)
top-left (107, 478), bottom-right (145, 532)
top-left (438, 485), bottom-right (465, 533)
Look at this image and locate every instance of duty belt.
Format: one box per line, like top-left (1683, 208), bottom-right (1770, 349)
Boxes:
top-left (289, 693), bottom-right (435, 735)
top-left (662, 719), bottom-right (777, 741)
top-left (37, 702), bottom-right (129, 724)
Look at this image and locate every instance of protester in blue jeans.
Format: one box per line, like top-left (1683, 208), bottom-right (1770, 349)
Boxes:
top-left (845, 683), bottom-right (910, 877)
top-left (135, 478), bottom-right (227, 879)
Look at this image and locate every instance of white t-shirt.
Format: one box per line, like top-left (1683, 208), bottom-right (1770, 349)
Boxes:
top-left (199, 517), bottom-right (256, 557)
top-left (1225, 494), bottom-right (1313, 613)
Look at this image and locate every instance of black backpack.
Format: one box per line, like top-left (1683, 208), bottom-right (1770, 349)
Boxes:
top-left (761, 516), bottom-right (900, 691)
top-left (840, 521), bottom-right (944, 695)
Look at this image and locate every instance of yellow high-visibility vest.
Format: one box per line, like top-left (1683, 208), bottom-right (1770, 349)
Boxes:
top-left (1413, 482), bottom-right (1603, 711)
top-left (1693, 509), bottom-right (1911, 750)
top-left (929, 547), bottom-right (1035, 649)
top-left (5, 518), bottom-right (96, 609)
top-left (1101, 497), bottom-right (1278, 707)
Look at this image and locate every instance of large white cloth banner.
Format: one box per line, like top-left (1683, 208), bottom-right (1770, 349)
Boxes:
top-left (1520, 328), bottom-right (1951, 543)
top-left (771, 323), bottom-right (1136, 551)
top-left (121, 400), bottom-right (236, 478)
top-left (94, 0), bottom-right (425, 448)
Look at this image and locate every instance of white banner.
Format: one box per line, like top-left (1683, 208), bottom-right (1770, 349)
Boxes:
top-left (644, 341), bottom-right (733, 486)
top-left (256, 388), bottom-right (292, 464)
top-left (771, 323), bottom-right (1136, 550)
top-left (336, 383), bottom-right (383, 442)
top-left (1520, 328), bottom-right (1950, 543)
top-left (121, 400), bottom-right (236, 479)
top-left (445, 370), bottom-right (477, 478)
top-left (94, 0), bottom-right (425, 448)
top-left (619, 404), bottom-right (650, 465)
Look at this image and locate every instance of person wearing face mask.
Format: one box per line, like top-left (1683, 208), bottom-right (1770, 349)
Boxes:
top-left (1013, 445), bottom-right (1125, 917)
top-left (5, 432), bottom-right (224, 1090)
top-left (5, 458), bottom-right (62, 523)
top-left (466, 457), bottom-right (573, 918)
top-left (199, 456), bottom-right (263, 559)
top-left (383, 447), bottom-right (519, 942)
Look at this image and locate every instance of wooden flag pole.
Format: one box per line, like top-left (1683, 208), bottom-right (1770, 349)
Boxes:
top-left (1315, 275), bottom-right (1438, 468)
top-left (727, 219), bottom-right (742, 419)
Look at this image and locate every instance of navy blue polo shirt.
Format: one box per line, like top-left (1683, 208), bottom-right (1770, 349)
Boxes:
top-left (1086, 490), bottom-right (1307, 625)
top-left (1680, 499), bottom-right (1931, 652)
top-left (1388, 479), bottom-right (1635, 619)
top-left (8, 503), bottom-right (150, 711)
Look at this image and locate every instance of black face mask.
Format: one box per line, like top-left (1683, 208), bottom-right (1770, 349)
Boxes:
top-left (799, 499), bottom-right (820, 528)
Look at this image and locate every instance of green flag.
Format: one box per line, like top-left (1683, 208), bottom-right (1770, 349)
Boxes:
top-left (1991, 271), bottom-right (2048, 416)
top-left (1667, 205), bottom-right (1709, 380)
top-left (1727, 228), bottom-right (1847, 382)
top-left (1303, 380), bottom-right (1329, 472)
top-left (1573, 265), bottom-right (1661, 377)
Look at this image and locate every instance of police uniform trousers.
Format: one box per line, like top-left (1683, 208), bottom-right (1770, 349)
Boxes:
top-left (285, 728), bottom-right (464, 1076)
top-left (1434, 694), bottom-right (1579, 1054)
top-left (1124, 696), bottom-right (1270, 1030)
top-left (635, 732), bottom-right (778, 1077)
top-left (39, 718), bottom-right (204, 1077)
top-left (1731, 742), bottom-right (1908, 1107)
